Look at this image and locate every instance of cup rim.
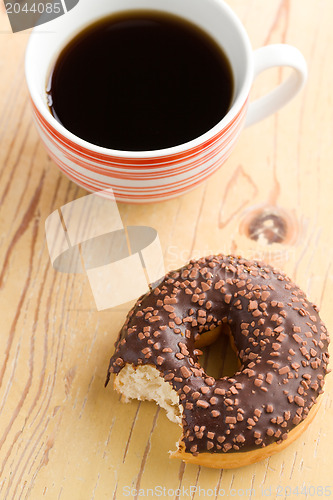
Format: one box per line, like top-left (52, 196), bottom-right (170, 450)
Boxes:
top-left (25, 0), bottom-right (254, 159)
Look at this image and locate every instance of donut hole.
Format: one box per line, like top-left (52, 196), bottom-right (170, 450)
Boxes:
top-left (195, 326), bottom-right (239, 379)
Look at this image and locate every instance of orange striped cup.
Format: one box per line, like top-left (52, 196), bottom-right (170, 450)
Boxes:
top-left (25, 0), bottom-right (307, 203)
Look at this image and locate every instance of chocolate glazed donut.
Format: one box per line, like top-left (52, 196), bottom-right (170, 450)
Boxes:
top-left (106, 255), bottom-right (330, 468)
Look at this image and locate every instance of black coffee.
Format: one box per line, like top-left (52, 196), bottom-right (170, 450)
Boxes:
top-left (47, 11), bottom-right (234, 151)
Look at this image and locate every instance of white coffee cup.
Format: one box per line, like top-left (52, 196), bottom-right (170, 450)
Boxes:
top-left (25, 0), bottom-right (307, 203)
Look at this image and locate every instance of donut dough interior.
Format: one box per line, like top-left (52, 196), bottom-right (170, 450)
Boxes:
top-left (114, 363), bottom-right (182, 424)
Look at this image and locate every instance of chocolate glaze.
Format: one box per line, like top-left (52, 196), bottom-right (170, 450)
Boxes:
top-left (106, 255), bottom-right (330, 455)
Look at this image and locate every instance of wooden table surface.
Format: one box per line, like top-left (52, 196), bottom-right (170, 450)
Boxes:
top-left (0, 1), bottom-right (332, 498)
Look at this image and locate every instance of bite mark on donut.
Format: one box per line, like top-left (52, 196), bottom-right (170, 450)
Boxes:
top-left (114, 364), bottom-right (182, 424)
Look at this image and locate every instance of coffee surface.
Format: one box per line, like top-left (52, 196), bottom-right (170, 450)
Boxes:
top-left (47, 11), bottom-right (234, 151)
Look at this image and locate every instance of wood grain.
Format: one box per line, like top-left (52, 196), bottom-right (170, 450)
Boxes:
top-left (0, 1), bottom-right (332, 499)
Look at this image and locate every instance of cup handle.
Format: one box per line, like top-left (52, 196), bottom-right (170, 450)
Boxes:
top-left (245, 44), bottom-right (307, 127)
